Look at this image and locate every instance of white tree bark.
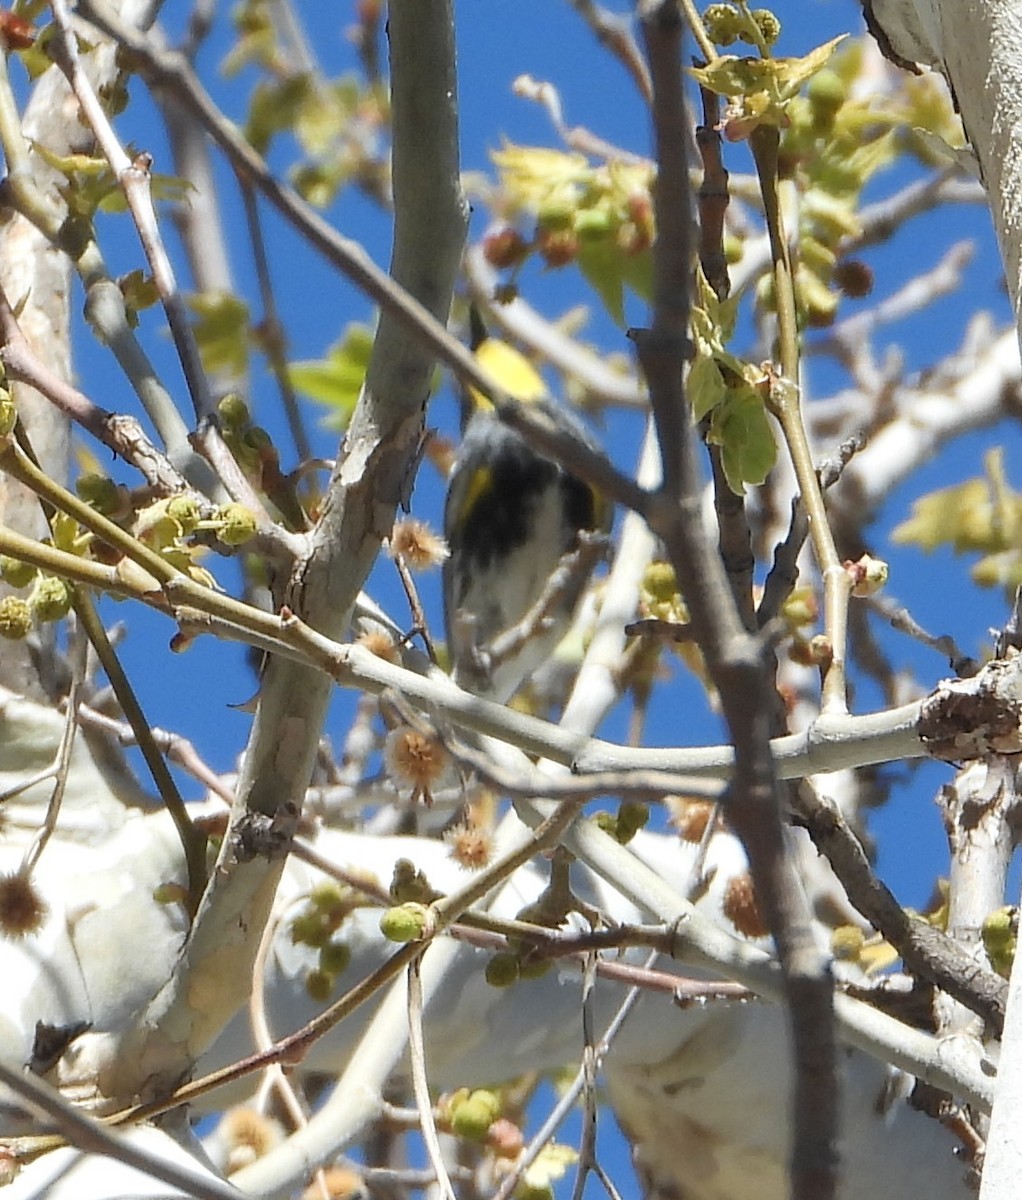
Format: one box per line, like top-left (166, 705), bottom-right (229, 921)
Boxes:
top-left (867, 1), bottom-right (1022, 328)
top-left (865, 4), bottom-right (1022, 1195)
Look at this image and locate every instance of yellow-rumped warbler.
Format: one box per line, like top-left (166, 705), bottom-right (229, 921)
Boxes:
top-left (443, 320), bottom-right (611, 701)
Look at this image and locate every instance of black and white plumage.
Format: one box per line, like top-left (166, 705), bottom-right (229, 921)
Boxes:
top-left (443, 401), bottom-right (610, 701)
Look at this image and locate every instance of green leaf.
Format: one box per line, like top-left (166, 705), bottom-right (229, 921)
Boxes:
top-left (187, 291), bottom-right (251, 378)
top-left (691, 37), bottom-right (847, 103)
top-left (577, 239), bottom-right (625, 325)
top-left (891, 448), bottom-right (1022, 562)
top-left (246, 74), bottom-right (317, 156)
top-left (118, 269), bottom-right (161, 328)
top-left (688, 353), bottom-right (727, 424)
top-left (288, 322), bottom-right (374, 428)
top-left (690, 36), bottom-right (847, 139)
top-left (707, 387), bottom-right (777, 494)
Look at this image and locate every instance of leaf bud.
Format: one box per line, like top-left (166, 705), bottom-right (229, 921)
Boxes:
top-left (484, 952), bottom-right (520, 988)
top-left (0, 596), bottom-right (31, 640)
top-left (216, 502), bottom-right (259, 546)
top-left (379, 902), bottom-right (430, 943)
top-left (0, 555), bottom-right (36, 589)
top-left (31, 576), bottom-right (73, 623)
top-left (450, 1089), bottom-right (501, 1141)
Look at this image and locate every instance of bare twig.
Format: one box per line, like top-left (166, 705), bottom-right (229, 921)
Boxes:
top-left (49, 0), bottom-right (215, 425)
top-left (492, 951), bottom-right (655, 1200)
top-left (0, 280), bottom-right (191, 495)
top-left (866, 592), bottom-right (980, 677)
top-left (565, 0), bottom-right (652, 101)
top-left (406, 954), bottom-right (456, 1200)
top-left (638, 7), bottom-right (838, 1197)
top-left (19, 627), bottom-right (85, 874)
top-left (0, 1060), bottom-right (244, 1200)
top-left (792, 781), bottom-right (1007, 1033)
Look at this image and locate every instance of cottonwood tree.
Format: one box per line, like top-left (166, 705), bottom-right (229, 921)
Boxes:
top-left (0, 2), bottom-right (1020, 1199)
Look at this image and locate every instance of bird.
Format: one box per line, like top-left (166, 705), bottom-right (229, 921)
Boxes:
top-left (442, 311), bottom-right (612, 702)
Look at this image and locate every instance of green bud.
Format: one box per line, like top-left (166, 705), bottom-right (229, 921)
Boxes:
top-left (76, 473), bottom-right (124, 516)
top-left (723, 234), bottom-right (744, 265)
top-left (243, 425), bottom-right (273, 452)
top-left (593, 811), bottom-right (617, 838)
top-left (0, 555), bottom-right (37, 589)
top-left (451, 1090), bottom-right (501, 1141)
top-left (645, 562), bottom-right (680, 606)
top-left (807, 69), bottom-right (847, 117)
top-left (218, 393), bottom-right (250, 428)
top-left (703, 3), bottom-right (740, 46)
top-left (751, 8), bottom-right (781, 45)
top-left (216, 502), bottom-right (258, 546)
top-left (291, 911), bottom-right (332, 948)
top-left (318, 939), bottom-right (351, 976)
top-left (166, 495), bottom-right (201, 534)
top-left (617, 801), bottom-right (649, 843)
top-left (305, 968), bottom-right (333, 1003)
top-left (153, 882), bottom-right (189, 906)
top-left (0, 596), bottom-right (32, 640)
top-left (850, 554), bottom-right (889, 598)
top-left (983, 907), bottom-right (1017, 977)
top-left (517, 956), bottom-right (552, 981)
top-left (311, 881), bottom-right (349, 911)
top-left (379, 902), bottom-right (430, 943)
top-left (484, 952), bottom-right (520, 988)
top-left (31, 576), bottom-right (73, 623)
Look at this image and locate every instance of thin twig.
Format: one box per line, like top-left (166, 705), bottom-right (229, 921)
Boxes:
top-left (750, 125), bottom-right (851, 718)
top-left (406, 953), bottom-right (457, 1200)
top-left (19, 626), bottom-right (86, 874)
top-left (238, 180), bottom-right (312, 464)
top-left (792, 781), bottom-right (1007, 1033)
top-left (0, 279), bottom-right (191, 496)
top-left (0, 1060), bottom-right (245, 1200)
top-left (49, 0), bottom-right (215, 425)
top-left (866, 592), bottom-right (980, 678)
top-left (565, 0), bottom-right (652, 101)
top-left (639, 9), bottom-right (839, 1198)
top-left (492, 950), bottom-right (656, 1200)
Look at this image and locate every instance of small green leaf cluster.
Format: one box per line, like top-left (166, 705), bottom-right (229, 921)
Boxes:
top-left (287, 322), bottom-right (372, 429)
top-left (74, 469), bottom-right (256, 589)
top-left (593, 801), bottom-right (649, 845)
top-left (33, 140), bottom-right (192, 226)
top-left (484, 144), bottom-right (655, 324)
top-left (291, 881), bottom-right (364, 1001)
top-left (689, 269), bottom-right (776, 493)
top-left (226, 0), bottom-right (389, 208)
top-left (893, 448), bottom-right (1022, 590)
top-left (691, 35), bottom-right (845, 142)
